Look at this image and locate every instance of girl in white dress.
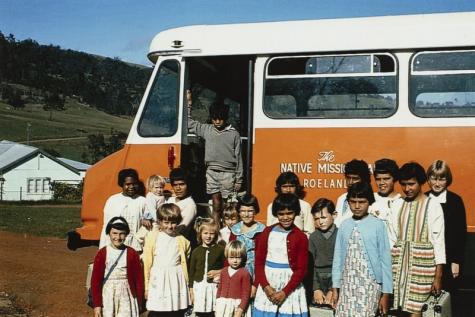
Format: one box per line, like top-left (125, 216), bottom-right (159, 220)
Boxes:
top-left (91, 217), bottom-right (144, 317)
top-left (143, 204), bottom-right (191, 317)
top-left (253, 193), bottom-right (309, 317)
top-left (189, 218), bottom-right (225, 317)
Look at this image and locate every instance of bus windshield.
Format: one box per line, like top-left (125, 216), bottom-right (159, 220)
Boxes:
top-left (138, 59), bottom-right (180, 137)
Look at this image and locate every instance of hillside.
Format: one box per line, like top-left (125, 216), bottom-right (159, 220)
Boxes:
top-left (0, 98), bottom-right (133, 162)
top-left (0, 32), bottom-right (150, 163)
top-left (0, 32), bottom-right (152, 116)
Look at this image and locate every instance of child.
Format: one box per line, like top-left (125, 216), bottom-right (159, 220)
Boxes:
top-left (389, 162), bottom-right (445, 315)
top-left (136, 174), bottom-right (166, 244)
top-left (188, 101), bottom-right (243, 223)
top-left (143, 203), bottom-right (191, 317)
top-left (99, 168), bottom-right (147, 252)
top-left (230, 194), bottom-right (266, 283)
top-left (334, 159), bottom-right (371, 227)
top-left (266, 172), bottom-right (314, 235)
top-left (189, 218), bottom-right (225, 317)
top-left (308, 198), bottom-right (337, 306)
top-left (253, 193), bottom-right (309, 317)
top-left (331, 182), bottom-right (392, 317)
top-left (426, 160), bottom-right (466, 316)
top-left (166, 168), bottom-right (197, 242)
top-left (216, 240), bottom-right (252, 317)
top-left (144, 174), bottom-right (166, 224)
top-left (370, 158), bottom-right (401, 236)
top-left (91, 216), bottom-right (144, 317)
top-left (219, 203), bottom-right (239, 244)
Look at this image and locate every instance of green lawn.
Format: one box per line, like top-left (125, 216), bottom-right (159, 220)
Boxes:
top-left (0, 204), bottom-right (82, 238)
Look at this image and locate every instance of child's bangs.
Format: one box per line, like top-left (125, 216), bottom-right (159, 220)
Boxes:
top-left (201, 222), bottom-right (219, 234)
top-left (227, 248), bottom-right (244, 258)
top-left (161, 214), bottom-right (180, 223)
top-left (157, 203), bottom-right (182, 223)
top-left (225, 240), bottom-right (247, 260)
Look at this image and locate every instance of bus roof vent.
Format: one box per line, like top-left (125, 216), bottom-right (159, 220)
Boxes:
top-left (172, 40), bottom-right (184, 48)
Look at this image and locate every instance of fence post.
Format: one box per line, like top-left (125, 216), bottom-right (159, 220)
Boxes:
top-left (20, 186), bottom-right (22, 201)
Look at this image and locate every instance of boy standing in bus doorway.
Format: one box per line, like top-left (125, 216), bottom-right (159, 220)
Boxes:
top-left (188, 93), bottom-right (243, 225)
top-left (389, 162), bottom-right (445, 316)
top-left (369, 158), bottom-right (401, 238)
top-left (334, 159), bottom-right (371, 227)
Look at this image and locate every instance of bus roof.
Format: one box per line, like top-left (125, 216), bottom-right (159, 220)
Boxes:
top-left (148, 11), bottom-right (475, 62)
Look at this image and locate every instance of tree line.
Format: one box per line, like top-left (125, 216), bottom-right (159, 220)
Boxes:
top-left (0, 32), bottom-right (152, 115)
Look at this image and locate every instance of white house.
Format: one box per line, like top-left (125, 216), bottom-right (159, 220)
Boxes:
top-left (0, 140), bottom-right (91, 201)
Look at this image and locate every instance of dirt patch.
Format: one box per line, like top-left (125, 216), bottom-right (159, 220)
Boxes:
top-left (0, 231), bottom-right (97, 317)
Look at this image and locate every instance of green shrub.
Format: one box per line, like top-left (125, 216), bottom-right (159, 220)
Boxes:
top-left (51, 181), bottom-right (83, 201)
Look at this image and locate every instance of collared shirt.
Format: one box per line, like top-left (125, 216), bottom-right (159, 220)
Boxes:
top-left (321, 223), bottom-right (336, 239)
top-left (334, 192), bottom-right (351, 227)
top-left (429, 190), bottom-right (447, 204)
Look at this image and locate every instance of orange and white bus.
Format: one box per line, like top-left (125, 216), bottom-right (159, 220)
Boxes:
top-left (69, 12), bottom-right (475, 251)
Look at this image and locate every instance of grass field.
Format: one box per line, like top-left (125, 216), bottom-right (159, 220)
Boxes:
top-left (30, 138), bottom-right (90, 162)
top-left (0, 204), bottom-right (82, 238)
top-left (0, 99), bottom-right (133, 161)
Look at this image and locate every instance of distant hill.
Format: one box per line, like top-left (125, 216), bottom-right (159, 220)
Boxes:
top-left (0, 32), bottom-right (152, 163)
top-left (0, 31), bottom-right (152, 115)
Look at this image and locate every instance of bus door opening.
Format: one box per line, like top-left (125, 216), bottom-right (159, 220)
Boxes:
top-left (181, 56), bottom-right (254, 204)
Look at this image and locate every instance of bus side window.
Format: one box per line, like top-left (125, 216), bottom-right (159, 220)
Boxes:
top-left (264, 53), bottom-right (397, 119)
top-left (410, 50), bottom-right (475, 117)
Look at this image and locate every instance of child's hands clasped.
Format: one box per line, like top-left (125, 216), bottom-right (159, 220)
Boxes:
top-left (264, 285), bottom-right (286, 305)
top-left (263, 285), bottom-right (276, 299)
top-left (324, 290), bottom-right (333, 305)
top-left (271, 291), bottom-right (287, 305)
top-left (313, 290), bottom-right (325, 304)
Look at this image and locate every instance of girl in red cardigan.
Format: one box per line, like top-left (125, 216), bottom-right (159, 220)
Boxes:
top-left (91, 216), bottom-right (144, 317)
top-left (216, 240), bottom-right (251, 317)
top-left (253, 193), bottom-right (309, 317)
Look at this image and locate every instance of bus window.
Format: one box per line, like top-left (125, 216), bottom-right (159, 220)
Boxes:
top-left (264, 53), bottom-right (397, 119)
top-left (138, 60), bottom-right (180, 137)
top-left (410, 50), bottom-right (475, 117)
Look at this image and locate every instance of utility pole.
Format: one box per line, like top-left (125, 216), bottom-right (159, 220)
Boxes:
top-left (0, 175), bottom-right (5, 201)
top-left (26, 122), bottom-right (31, 145)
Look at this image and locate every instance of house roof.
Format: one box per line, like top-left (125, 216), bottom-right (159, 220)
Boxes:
top-left (57, 157), bottom-right (91, 171)
top-left (0, 140), bottom-right (38, 171)
top-left (0, 140), bottom-right (89, 175)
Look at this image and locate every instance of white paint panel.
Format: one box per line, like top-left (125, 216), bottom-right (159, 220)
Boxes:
top-left (149, 12), bottom-right (475, 60)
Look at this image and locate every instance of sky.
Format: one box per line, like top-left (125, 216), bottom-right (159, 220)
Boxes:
top-left (1, 0), bottom-right (475, 66)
